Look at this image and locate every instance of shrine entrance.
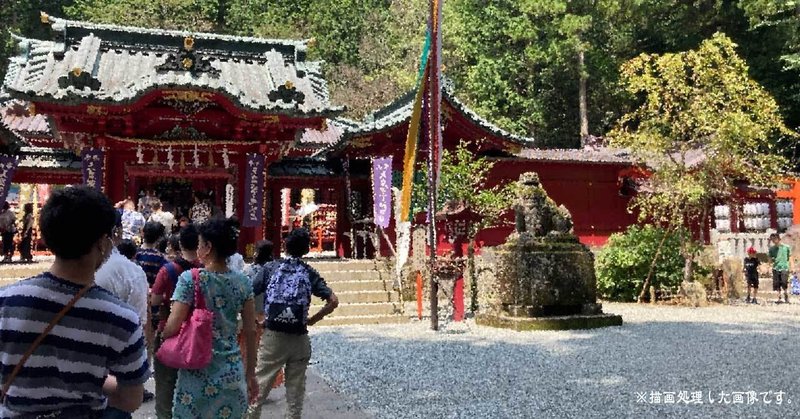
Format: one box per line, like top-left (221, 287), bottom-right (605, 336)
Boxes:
top-left (125, 165), bottom-right (236, 224)
top-left (266, 159), bottom-right (349, 258)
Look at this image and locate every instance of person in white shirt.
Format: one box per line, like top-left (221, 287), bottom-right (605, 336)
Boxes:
top-left (148, 199), bottom-right (176, 233)
top-left (228, 251), bottom-right (245, 273)
top-left (94, 213), bottom-right (153, 403)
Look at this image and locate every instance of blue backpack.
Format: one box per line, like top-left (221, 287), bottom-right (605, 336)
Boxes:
top-left (791, 274), bottom-right (800, 296)
top-left (264, 259), bottom-right (312, 334)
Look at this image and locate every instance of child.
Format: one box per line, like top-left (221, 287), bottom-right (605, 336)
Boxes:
top-left (768, 233), bottom-right (792, 304)
top-left (743, 247), bottom-right (760, 304)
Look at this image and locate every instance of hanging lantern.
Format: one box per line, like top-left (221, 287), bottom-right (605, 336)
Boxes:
top-left (179, 151), bottom-right (186, 171)
top-left (151, 148), bottom-right (159, 165)
top-left (193, 144), bottom-right (200, 168)
top-left (136, 144), bottom-right (144, 164)
top-left (208, 149), bottom-right (214, 167)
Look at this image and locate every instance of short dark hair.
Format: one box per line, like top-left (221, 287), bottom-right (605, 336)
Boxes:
top-left (142, 221), bottom-right (165, 245)
top-left (285, 228), bottom-right (310, 258)
top-left (168, 234), bottom-right (181, 254)
top-left (770, 233), bottom-right (781, 241)
top-left (40, 186), bottom-right (116, 259)
top-left (198, 217), bottom-right (239, 259)
top-left (178, 224), bottom-right (199, 251)
top-left (117, 239), bottom-right (138, 259)
top-left (2, 201), bottom-right (9, 210)
top-left (156, 236), bottom-right (168, 253)
top-left (253, 240), bottom-right (274, 265)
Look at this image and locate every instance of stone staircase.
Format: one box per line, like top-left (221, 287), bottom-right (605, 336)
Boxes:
top-left (308, 259), bottom-right (406, 326)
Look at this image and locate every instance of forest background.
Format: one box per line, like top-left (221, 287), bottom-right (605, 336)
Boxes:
top-left (2, 1), bottom-right (798, 164)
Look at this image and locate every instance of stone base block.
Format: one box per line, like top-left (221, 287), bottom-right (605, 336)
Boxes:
top-left (476, 313), bottom-right (623, 331)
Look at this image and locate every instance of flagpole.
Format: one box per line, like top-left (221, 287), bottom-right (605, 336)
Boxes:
top-left (427, 0), bottom-right (443, 331)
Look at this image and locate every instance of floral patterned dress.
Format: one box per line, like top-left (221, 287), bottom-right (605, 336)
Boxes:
top-left (171, 269), bottom-right (254, 418)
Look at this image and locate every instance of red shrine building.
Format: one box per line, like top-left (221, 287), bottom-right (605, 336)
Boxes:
top-left (0, 15), bottom-right (644, 256)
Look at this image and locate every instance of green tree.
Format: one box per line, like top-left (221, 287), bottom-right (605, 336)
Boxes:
top-left (608, 33), bottom-right (795, 296)
top-left (66, 0), bottom-right (221, 30)
top-left (596, 225), bottom-right (695, 302)
top-left (0, 1), bottom-right (76, 90)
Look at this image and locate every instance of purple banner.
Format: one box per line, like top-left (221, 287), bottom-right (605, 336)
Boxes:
top-left (372, 156), bottom-right (393, 228)
top-left (243, 153), bottom-right (265, 227)
top-left (81, 148), bottom-right (104, 191)
top-left (0, 155), bottom-right (19, 203)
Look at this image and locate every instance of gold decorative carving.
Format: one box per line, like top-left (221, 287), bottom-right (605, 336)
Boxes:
top-left (181, 58), bottom-right (193, 69)
top-left (72, 67), bottom-right (83, 77)
top-left (40, 12), bottom-right (50, 24)
top-left (86, 105), bottom-right (108, 116)
top-left (162, 91), bottom-right (214, 102)
top-left (28, 103), bottom-right (36, 116)
top-left (263, 115), bottom-right (280, 124)
top-left (351, 136), bottom-right (372, 149)
top-left (284, 80), bottom-right (294, 90)
top-left (183, 36), bottom-right (195, 51)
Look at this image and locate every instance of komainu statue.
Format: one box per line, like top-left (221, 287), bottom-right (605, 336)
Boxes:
top-left (514, 172), bottom-right (573, 237)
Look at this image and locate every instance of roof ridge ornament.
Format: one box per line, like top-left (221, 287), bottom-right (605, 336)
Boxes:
top-left (57, 66), bottom-right (101, 91)
top-left (268, 80), bottom-right (305, 105)
top-left (156, 35), bottom-right (220, 77)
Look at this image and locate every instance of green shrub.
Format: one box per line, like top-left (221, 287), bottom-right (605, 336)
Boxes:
top-left (596, 225), bottom-right (697, 302)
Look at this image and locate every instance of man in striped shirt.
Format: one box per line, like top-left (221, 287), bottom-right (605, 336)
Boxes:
top-left (0, 186), bottom-right (150, 418)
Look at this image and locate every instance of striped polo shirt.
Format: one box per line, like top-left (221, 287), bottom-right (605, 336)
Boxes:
top-left (135, 248), bottom-right (167, 287)
top-left (0, 273), bottom-right (150, 417)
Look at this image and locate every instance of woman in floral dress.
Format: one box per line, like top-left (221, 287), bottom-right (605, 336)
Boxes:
top-left (163, 217), bottom-right (258, 418)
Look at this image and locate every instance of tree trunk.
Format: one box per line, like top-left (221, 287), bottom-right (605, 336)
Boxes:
top-left (638, 228), bottom-right (671, 303)
top-left (578, 48), bottom-right (589, 147)
top-left (683, 251), bottom-right (695, 283)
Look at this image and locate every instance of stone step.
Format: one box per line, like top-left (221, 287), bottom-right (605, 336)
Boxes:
top-left (308, 259), bottom-right (392, 273)
top-left (316, 314), bottom-right (407, 326)
top-left (320, 270), bottom-right (392, 282)
top-left (313, 290), bottom-right (398, 304)
top-left (312, 302), bottom-right (399, 317)
top-left (328, 280), bottom-right (389, 292)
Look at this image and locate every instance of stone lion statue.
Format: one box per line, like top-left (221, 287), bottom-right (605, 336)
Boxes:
top-left (514, 172), bottom-right (573, 237)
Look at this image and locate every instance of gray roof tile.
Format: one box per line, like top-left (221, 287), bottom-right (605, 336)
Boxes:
top-left (4, 17), bottom-right (343, 116)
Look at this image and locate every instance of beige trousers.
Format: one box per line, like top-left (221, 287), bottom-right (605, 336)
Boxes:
top-left (246, 329), bottom-right (311, 419)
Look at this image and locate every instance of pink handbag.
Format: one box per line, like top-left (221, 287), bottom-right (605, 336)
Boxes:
top-left (156, 269), bottom-right (214, 369)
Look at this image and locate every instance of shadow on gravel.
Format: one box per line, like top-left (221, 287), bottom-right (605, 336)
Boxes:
top-left (310, 317), bottom-right (800, 419)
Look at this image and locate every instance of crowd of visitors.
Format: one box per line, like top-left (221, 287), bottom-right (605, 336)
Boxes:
top-left (0, 186), bottom-right (339, 418)
top-left (0, 202), bottom-right (36, 264)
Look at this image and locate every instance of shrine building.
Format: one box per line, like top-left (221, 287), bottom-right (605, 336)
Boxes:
top-left (1, 15), bottom-right (644, 256)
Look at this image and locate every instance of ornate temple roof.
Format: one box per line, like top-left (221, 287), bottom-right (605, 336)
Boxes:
top-left (4, 16), bottom-right (342, 116)
top-left (337, 81), bottom-right (535, 148)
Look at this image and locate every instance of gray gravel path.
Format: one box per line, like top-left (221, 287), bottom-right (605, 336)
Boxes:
top-left (309, 302), bottom-right (800, 419)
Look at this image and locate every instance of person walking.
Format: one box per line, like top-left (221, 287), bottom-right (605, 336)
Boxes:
top-left (744, 247), bottom-right (760, 304)
top-left (149, 200), bottom-right (176, 233)
top-left (150, 225), bottom-right (203, 418)
top-left (768, 233), bottom-right (792, 304)
top-left (95, 212), bottom-right (153, 409)
top-left (0, 186), bottom-right (149, 417)
top-left (136, 221), bottom-right (168, 288)
top-left (162, 218), bottom-right (258, 418)
top-left (246, 228), bottom-right (339, 419)
top-left (18, 203), bottom-right (34, 263)
top-left (118, 199), bottom-right (146, 243)
top-left (0, 202), bottom-right (16, 262)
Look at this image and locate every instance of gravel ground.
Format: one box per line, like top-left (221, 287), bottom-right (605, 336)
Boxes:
top-left (309, 302), bottom-right (800, 419)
